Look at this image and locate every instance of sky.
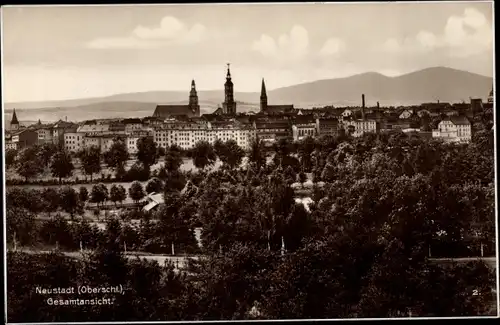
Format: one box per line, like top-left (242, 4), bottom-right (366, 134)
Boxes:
top-left (1, 2), bottom-right (495, 103)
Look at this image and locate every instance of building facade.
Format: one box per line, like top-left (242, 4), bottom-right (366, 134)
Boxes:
top-left (64, 132), bottom-right (86, 153)
top-left (432, 116), bottom-right (472, 142)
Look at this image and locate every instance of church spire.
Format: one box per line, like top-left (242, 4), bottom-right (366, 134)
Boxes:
top-left (10, 108), bottom-right (19, 131)
top-left (226, 63), bottom-right (231, 79)
top-left (260, 78), bottom-right (268, 112)
top-left (11, 109), bottom-right (19, 125)
top-left (189, 79), bottom-right (200, 116)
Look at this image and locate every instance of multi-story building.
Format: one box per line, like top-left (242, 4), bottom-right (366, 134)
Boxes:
top-left (35, 126), bottom-right (54, 144)
top-left (52, 120), bottom-right (78, 146)
top-left (292, 116), bottom-right (316, 142)
top-left (123, 118), bottom-right (144, 133)
top-left (316, 118), bottom-right (339, 137)
top-left (432, 116), bottom-right (472, 142)
top-left (344, 119), bottom-right (379, 137)
top-left (127, 136), bottom-right (140, 154)
top-left (255, 119), bottom-right (291, 145)
top-left (10, 129), bottom-right (38, 149)
top-left (64, 132), bottom-right (86, 153)
top-left (208, 120), bottom-right (256, 150)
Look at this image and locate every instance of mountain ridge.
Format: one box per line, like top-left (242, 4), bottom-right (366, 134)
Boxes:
top-left (3, 67), bottom-right (493, 123)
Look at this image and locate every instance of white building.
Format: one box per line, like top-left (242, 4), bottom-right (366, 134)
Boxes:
top-left (127, 136), bottom-right (140, 154)
top-left (64, 132), bottom-right (86, 153)
top-left (153, 120), bottom-right (256, 151)
top-left (292, 120), bottom-right (316, 142)
top-left (432, 116), bottom-right (472, 142)
top-left (345, 119), bottom-right (379, 137)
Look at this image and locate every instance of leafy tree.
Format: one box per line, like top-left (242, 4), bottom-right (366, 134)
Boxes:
top-left (50, 149), bottom-right (74, 183)
top-left (248, 138), bottom-right (266, 170)
top-left (60, 186), bottom-right (81, 220)
top-left (157, 146), bottom-right (166, 157)
top-left (6, 149), bottom-right (17, 169)
top-left (298, 171), bottom-right (307, 184)
top-left (103, 138), bottom-right (129, 176)
top-left (297, 136), bottom-right (316, 172)
top-left (110, 184), bottom-right (127, 207)
top-left (38, 143), bottom-right (58, 167)
top-left (146, 177), bottom-right (164, 194)
top-left (6, 207), bottom-right (37, 247)
top-left (90, 183), bottom-right (109, 208)
top-left (42, 187), bottom-right (60, 217)
top-left (164, 144), bottom-right (183, 173)
top-left (137, 137), bottom-right (158, 171)
top-left (16, 146), bottom-right (45, 182)
top-left (78, 146), bottom-right (101, 182)
top-left (78, 186), bottom-right (89, 204)
top-left (129, 181), bottom-right (146, 207)
top-left (222, 140), bottom-right (245, 169)
top-left (191, 141), bottom-right (216, 170)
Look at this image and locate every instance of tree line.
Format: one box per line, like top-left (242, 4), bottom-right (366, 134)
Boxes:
top-left (6, 126), bottom-right (496, 320)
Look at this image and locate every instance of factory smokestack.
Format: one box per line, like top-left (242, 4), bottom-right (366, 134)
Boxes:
top-left (361, 94), bottom-right (365, 120)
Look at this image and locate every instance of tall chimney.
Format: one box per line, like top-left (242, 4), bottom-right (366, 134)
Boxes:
top-left (377, 101), bottom-right (380, 109)
top-left (361, 94), bottom-right (365, 120)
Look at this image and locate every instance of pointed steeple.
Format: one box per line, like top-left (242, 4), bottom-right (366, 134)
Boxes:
top-left (226, 63), bottom-right (231, 79)
top-left (260, 78), bottom-right (268, 112)
top-left (11, 109), bottom-right (19, 125)
top-left (37, 119), bottom-right (42, 125)
top-left (189, 79), bottom-right (200, 116)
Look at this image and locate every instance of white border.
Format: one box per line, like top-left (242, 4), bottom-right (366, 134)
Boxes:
top-left (2, 1), bottom-right (498, 323)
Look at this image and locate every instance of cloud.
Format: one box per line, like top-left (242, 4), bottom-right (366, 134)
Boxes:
top-left (86, 16), bottom-right (207, 49)
top-left (252, 25), bottom-right (309, 62)
top-left (380, 8), bottom-right (492, 57)
top-left (319, 38), bottom-right (346, 56)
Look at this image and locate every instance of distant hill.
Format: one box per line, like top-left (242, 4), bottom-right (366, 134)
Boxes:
top-left (3, 67), bottom-right (493, 122)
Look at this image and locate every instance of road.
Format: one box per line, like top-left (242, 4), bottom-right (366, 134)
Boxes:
top-left (8, 249), bottom-right (496, 270)
top-left (8, 249), bottom-right (198, 270)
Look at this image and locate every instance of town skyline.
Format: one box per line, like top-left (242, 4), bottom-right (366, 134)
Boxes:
top-left (2, 2), bottom-right (494, 103)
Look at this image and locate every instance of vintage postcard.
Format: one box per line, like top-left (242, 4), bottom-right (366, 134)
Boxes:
top-left (2, 2), bottom-right (498, 322)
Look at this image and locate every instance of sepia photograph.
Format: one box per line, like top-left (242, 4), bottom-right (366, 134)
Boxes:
top-left (2, 1), bottom-right (498, 322)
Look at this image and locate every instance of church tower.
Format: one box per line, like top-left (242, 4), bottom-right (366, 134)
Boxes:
top-left (222, 63), bottom-right (236, 115)
top-left (260, 78), bottom-right (268, 112)
top-left (11, 108), bottom-right (19, 131)
top-left (189, 79), bottom-right (200, 116)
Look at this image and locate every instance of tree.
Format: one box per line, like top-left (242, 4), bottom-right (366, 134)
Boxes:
top-left (129, 181), bottom-right (146, 207)
top-left (298, 136), bottom-right (316, 172)
top-left (164, 144), bottom-right (183, 173)
top-left (222, 140), bottom-right (245, 169)
top-left (298, 171), bottom-right (307, 185)
top-left (78, 146), bottom-right (101, 182)
top-left (137, 137), bottom-right (158, 171)
top-left (248, 138), bottom-right (266, 170)
top-left (110, 184), bottom-right (127, 207)
top-left (146, 177), bottom-right (164, 194)
top-left (41, 187), bottom-right (60, 217)
top-left (103, 138), bottom-right (129, 176)
top-left (6, 149), bottom-right (17, 169)
top-left (16, 146), bottom-right (45, 182)
top-left (60, 186), bottom-right (81, 220)
top-left (78, 187), bottom-right (89, 205)
top-left (191, 141), bottom-right (216, 170)
top-left (90, 183), bottom-right (109, 208)
top-left (50, 149), bottom-right (74, 183)
top-left (157, 146), bottom-right (166, 157)
top-left (38, 143), bottom-right (58, 167)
